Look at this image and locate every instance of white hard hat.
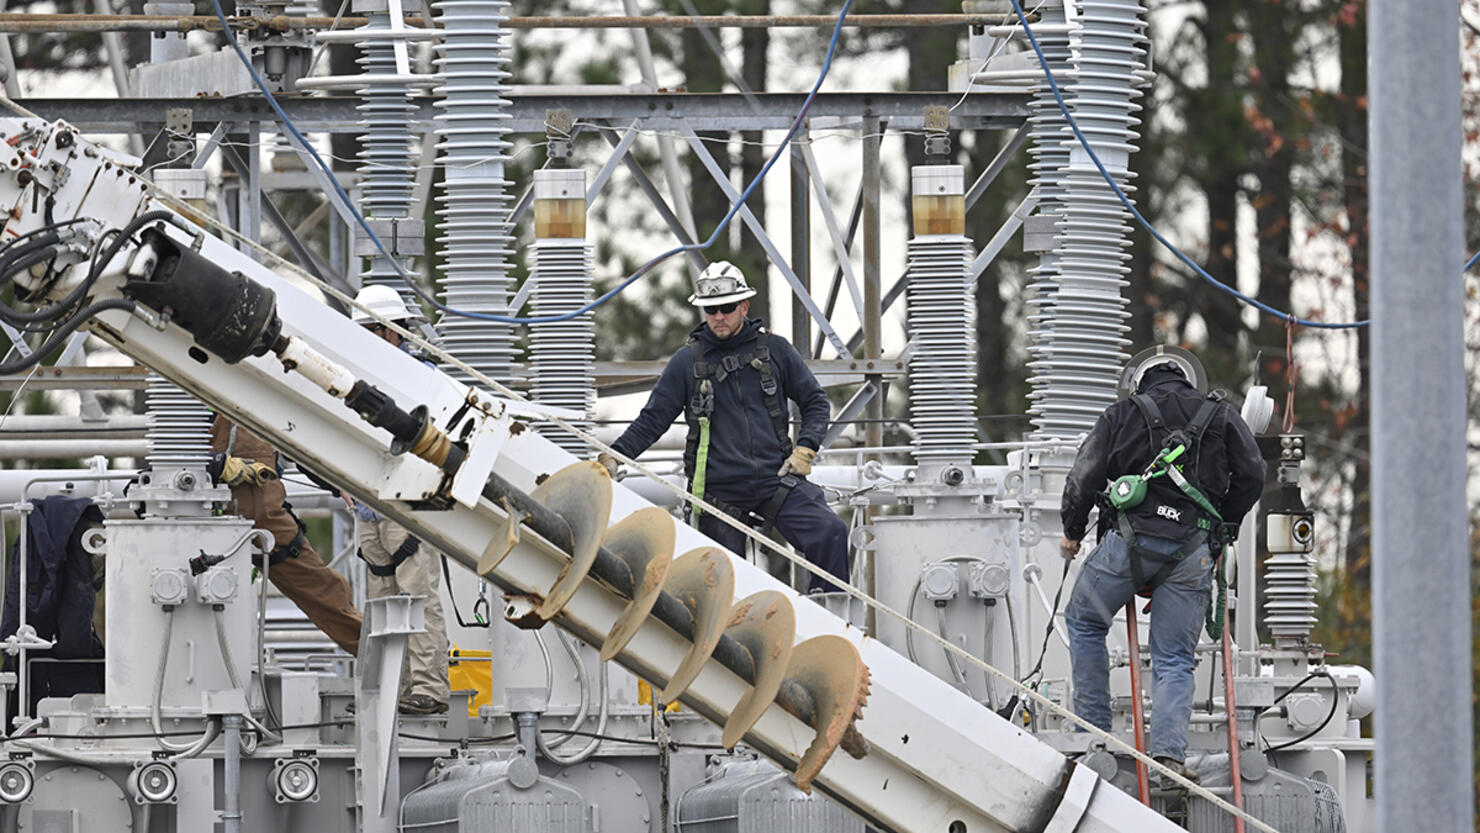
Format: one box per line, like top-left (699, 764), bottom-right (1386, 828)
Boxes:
top-left (687, 261), bottom-right (757, 307)
top-left (351, 284), bottom-right (414, 326)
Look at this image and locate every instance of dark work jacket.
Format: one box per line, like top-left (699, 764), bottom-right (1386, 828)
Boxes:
top-left (1061, 367), bottom-right (1267, 543)
top-left (1, 496), bottom-right (105, 710)
top-left (611, 319), bottom-right (831, 500)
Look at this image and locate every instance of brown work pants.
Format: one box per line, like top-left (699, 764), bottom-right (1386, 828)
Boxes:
top-left (210, 417), bottom-right (363, 656)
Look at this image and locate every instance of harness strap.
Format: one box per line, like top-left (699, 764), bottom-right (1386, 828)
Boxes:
top-left (683, 332), bottom-right (793, 486)
top-left (1118, 515), bottom-right (1183, 593)
top-left (690, 415), bottom-right (712, 523)
top-left (359, 535), bottom-right (420, 577)
top-left (757, 474), bottom-right (799, 538)
top-left (265, 503), bottom-right (309, 565)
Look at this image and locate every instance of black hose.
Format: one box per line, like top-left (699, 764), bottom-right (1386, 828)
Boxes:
top-left (0, 247), bottom-right (67, 324)
top-left (0, 298), bottom-right (136, 375)
top-left (1257, 669), bottom-right (1339, 753)
top-left (0, 210), bottom-right (179, 330)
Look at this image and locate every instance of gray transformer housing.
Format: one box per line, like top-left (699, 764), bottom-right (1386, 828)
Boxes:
top-left (400, 758), bottom-right (588, 833)
top-left (1179, 755), bottom-right (1347, 833)
top-left (676, 759), bottom-right (864, 833)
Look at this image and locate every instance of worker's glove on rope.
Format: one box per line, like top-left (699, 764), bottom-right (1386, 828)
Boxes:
top-left (207, 452), bottom-right (278, 488)
top-left (596, 452), bottom-right (619, 478)
top-left (777, 446), bottom-right (817, 477)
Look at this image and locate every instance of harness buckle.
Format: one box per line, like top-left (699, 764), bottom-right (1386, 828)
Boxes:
top-left (691, 390), bottom-right (713, 415)
top-left (721, 354), bottom-right (741, 374)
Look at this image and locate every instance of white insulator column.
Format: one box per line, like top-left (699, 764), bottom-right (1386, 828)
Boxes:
top-left (906, 165), bottom-right (976, 478)
top-left (1263, 551), bottom-right (1317, 647)
top-left (356, 6), bottom-right (419, 304)
top-left (1027, 0), bottom-right (1143, 440)
top-left (528, 169), bottom-right (595, 455)
top-left (1021, 1), bottom-right (1080, 439)
top-left (432, 0), bottom-right (516, 386)
top-left (145, 376), bottom-right (213, 472)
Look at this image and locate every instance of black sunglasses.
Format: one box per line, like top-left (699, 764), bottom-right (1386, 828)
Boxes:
top-left (703, 301), bottom-right (740, 316)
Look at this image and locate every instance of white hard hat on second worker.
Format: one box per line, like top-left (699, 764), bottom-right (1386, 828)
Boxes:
top-left (351, 284), bottom-right (414, 326)
top-left (688, 261), bottom-right (758, 307)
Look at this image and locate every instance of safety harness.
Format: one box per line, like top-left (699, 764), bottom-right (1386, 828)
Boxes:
top-left (223, 423), bottom-right (310, 567)
top-left (684, 332), bottom-right (795, 529)
top-left (357, 535), bottom-right (420, 577)
top-left (1109, 391), bottom-right (1227, 593)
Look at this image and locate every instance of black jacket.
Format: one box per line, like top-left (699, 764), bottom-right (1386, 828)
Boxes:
top-left (1061, 366), bottom-right (1267, 543)
top-left (611, 319), bottom-right (831, 499)
top-left (1, 496), bottom-right (105, 712)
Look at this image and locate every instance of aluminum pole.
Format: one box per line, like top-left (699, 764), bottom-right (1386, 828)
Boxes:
top-left (791, 131), bottom-right (811, 352)
top-left (1369, 5), bottom-right (1472, 832)
top-left (862, 115), bottom-right (881, 635)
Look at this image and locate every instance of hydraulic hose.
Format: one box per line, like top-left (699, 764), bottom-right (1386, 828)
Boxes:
top-left (0, 298), bottom-right (136, 375)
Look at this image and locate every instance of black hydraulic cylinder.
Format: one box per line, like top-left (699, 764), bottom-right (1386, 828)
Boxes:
top-left (124, 228), bottom-right (282, 363)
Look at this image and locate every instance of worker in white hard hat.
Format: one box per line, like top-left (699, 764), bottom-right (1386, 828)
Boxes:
top-left (1059, 354), bottom-right (1266, 785)
top-left (600, 261), bottom-right (850, 593)
top-left (347, 283), bottom-right (451, 715)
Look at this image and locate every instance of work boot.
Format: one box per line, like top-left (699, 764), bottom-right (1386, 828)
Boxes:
top-left (398, 694), bottom-right (449, 715)
top-left (1153, 756), bottom-right (1200, 787)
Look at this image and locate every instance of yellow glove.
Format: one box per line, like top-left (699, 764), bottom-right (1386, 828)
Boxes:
top-left (596, 452), bottom-right (618, 478)
top-left (219, 455), bottom-right (278, 488)
top-left (777, 446), bottom-right (816, 477)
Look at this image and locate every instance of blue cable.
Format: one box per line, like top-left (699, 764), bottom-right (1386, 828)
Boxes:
top-left (1007, 0), bottom-right (1368, 330)
top-left (211, 0), bottom-right (853, 325)
top-left (1466, 249), bottom-right (1480, 273)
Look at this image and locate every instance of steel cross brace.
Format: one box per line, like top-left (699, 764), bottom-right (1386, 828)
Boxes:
top-left (679, 126), bottom-right (852, 357)
top-left (800, 142), bottom-right (866, 322)
top-left (510, 121), bottom-right (643, 313)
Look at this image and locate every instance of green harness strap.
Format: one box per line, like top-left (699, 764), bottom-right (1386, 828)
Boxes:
top-left (1205, 544), bottom-right (1230, 640)
top-left (691, 415), bottom-right (711, 520)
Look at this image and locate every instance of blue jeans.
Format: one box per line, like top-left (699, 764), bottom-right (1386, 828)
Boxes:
top-left (1064, 529), bottom-right (1213, 762)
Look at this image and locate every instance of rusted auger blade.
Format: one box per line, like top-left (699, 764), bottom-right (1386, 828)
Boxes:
top-left (476, 465), bottom-right (872, 794)
top-left (657, 547), bottom-right (735, 701)
top-left (531, 461), bottom-right (613, 620)
top-left (778, 635), bottom-right (872, 793)
top-left (596, 506), bottom-right (676, 661)
top-left (720, 590), bottom-right (796, 749)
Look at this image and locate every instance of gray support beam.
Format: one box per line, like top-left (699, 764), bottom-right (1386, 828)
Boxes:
top-left (219, 141), bottom-right (340, 289)
top-left (1369, 6), bottom-right (1472, 833)
top-left (680, 126), bottom-right (851, 357)
top-left (192, 121), bottom-right (231, 169)
top-left (813, 180), bottom-right (864, 359)
top-left (790, 133), bottom-right (811, 352)
top-left (964, 123), bottom-right (1029, 211)
top-left (17, 93), bottom-right (1029, 134)
top-left (861, 114), bottom-right (882, 636)
top-left (511, 122), bottom-right (642, 312)
top-left (598, 127), bottom-right (709, 275)
top-left (802, 143), bottom-right (866, 319)
top-left (586, 121), bottom-right (642, 204)
top-left (621, 0), bottom-right (697, 239)
top-left (970, 188), bottom-right (1038, 283)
